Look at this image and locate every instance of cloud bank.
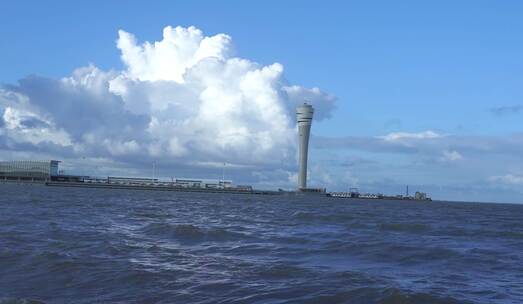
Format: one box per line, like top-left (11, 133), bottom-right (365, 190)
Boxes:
top-left (0, 26), bottom-right (336, 171)
top-left (313, 130), bottom-right (523, 201)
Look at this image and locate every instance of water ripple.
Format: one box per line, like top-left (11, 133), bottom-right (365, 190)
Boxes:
top-left (1, 184), bottom-right (522, 303)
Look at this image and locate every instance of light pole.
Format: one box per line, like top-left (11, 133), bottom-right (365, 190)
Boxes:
top-left (152, 161), bottom-right (156, 181)
top-left (222, 162), bottom-right (226, 188)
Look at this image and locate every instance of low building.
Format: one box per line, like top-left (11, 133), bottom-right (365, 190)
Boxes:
top-left (0, 160), bottom-right (60, 181)
top-left (174, 178), bottom-right (232, 189)
top-left (52, 174), bottom-right (86, 182)
top-left (298, 187), bottom-right (327, 194)
top-left (174, 178), bottom-right (203, 188)
top-left (108, 176), bottom-right (158, 185)
top-left (83, 177), bottom-right (108, 183)
top-left (236, 185), bottom-right (253, 191)
top-left (414, 191), bottom-right (428, 200)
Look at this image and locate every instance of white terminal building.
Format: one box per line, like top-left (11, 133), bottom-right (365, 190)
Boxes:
top-left (0, 160), bottom-right (60, 181)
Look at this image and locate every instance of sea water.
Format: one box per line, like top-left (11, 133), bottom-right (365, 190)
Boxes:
top-left (1, 184), bottom-right (522, 303)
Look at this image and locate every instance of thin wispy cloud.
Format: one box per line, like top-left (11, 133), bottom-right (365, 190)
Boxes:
top-left (489, 174), bottom-right (523, 186)
top-left (490, 105), bottom-right (522, 116)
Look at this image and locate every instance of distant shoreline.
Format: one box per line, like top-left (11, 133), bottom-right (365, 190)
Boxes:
top-left (2, 180), bottom-right (433, 202)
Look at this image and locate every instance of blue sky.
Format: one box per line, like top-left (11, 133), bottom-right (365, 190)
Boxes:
top-left (1, 1), bottom-right (523, 203)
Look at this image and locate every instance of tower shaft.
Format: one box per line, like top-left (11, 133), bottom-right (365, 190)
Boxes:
top-left (296, 104), bottom-right (314, 190)
top-left (298, 123), bottom-right (311, 189)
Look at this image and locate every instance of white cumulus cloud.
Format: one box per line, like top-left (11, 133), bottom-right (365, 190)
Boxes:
top-left (0, 25), bottom-right (336, 172)
top-left (2, 106), bottom-right (72, 147)
top-left (117, 26), bottom-right (233, 83)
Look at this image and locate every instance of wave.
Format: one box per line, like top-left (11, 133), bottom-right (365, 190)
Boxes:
top-left (315, 241), bottom-right (463, 266)
top-left (255, 264), bottom-right (310, 279)
top-left (378, 222), bottom-right (432, 233)
top-left (291, 211), bottom-right (355, 222)
top-left (437, 225), bottom-right (523, 240)
top-left (377, 288), bottom-right (467, 304)
top-left (140, 223), bottom-right (246, 242)
top-left (396, 247), bottom-right (462, 265)
top-left (276, 287), bottom-right (468, 304)
top-left (0, 299), bottom-right (46, 304)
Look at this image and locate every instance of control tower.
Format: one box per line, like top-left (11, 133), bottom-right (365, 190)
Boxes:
top-left (296, 103), bottom-right (314, 190)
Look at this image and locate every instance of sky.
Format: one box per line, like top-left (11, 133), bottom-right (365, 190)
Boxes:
top-left (1, 1), bottom-right (523, 203)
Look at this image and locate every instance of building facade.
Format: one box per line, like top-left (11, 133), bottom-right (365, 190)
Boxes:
top-left (0, 160), bottom-right (60, 180)
top-left (174, 178), bottom-right (232, 189)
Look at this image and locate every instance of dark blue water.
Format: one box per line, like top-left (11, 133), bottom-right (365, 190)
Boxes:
top-left (1, 184), bottom-right (522, 304)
